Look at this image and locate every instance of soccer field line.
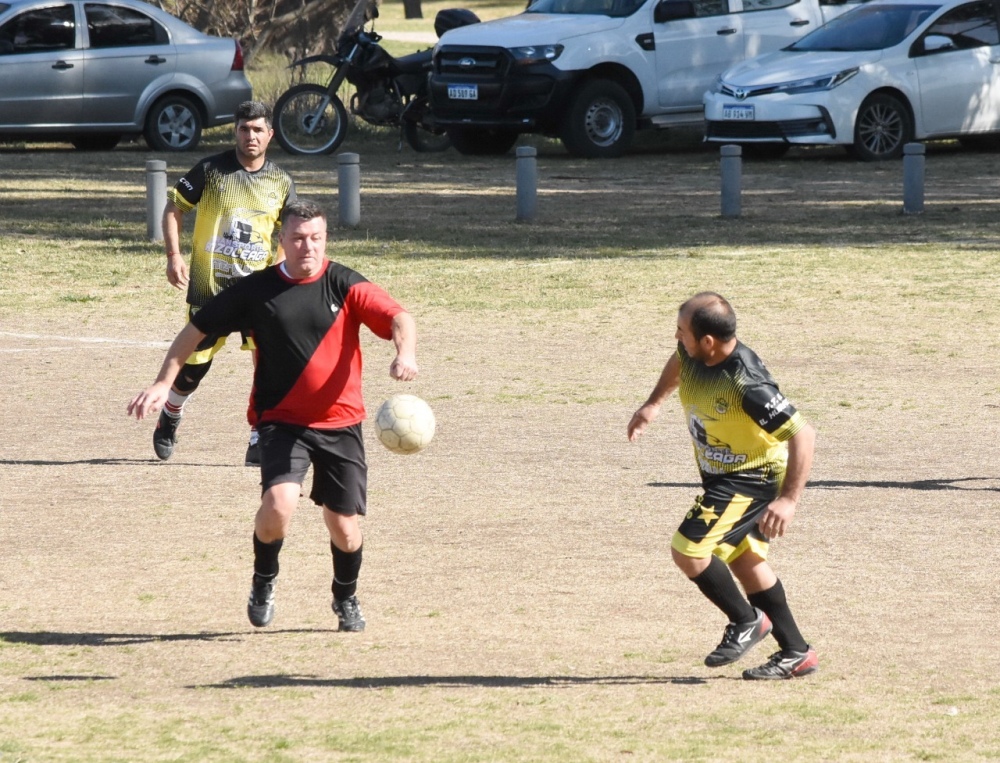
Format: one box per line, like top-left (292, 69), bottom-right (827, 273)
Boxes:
top-left (0, 331), bottom-right (170, 349)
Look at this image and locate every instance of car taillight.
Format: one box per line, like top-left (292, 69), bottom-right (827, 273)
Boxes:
top-left (232, 41), bottom-right (245, 71)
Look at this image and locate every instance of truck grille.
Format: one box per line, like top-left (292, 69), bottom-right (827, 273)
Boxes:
top-left (435, 46), bottom-right (509, 77)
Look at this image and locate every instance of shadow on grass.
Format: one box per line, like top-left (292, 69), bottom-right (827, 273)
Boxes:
top-left (649, 477), bottom-right (1000, 492)
top-left (190, 673), bottom-right (710, 689)
top-left (0, 458), bottom-right (246, 468)
top-left (0, 629), bottom-right (327, 647)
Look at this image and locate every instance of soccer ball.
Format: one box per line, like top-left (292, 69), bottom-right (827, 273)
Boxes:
top-left (373, 394), bottom-right (436, 455)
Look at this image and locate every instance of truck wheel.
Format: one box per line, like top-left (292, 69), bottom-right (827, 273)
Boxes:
top-left (850, 93), bottom-right (912, 161)
top-left (561, 79), bottom-right (635, 158)
top-left (447, 127), bottom-right (518, 155)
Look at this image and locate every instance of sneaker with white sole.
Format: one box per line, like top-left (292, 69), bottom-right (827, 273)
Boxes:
top-left (743, 646), bottom-right (818, 680)
top-left (332, 595), bottom-right (366, 632)
top-left (704, 607), bottom-right (772, 667)
top-left (153, 410), bottom-right (181, 461)
top-left (247, 575), bottom-right (276, 628)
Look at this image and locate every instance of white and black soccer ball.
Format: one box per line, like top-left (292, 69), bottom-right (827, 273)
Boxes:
top-left (373, 394), bottom-right (436, 455)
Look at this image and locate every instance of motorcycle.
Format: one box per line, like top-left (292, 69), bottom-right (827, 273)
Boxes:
top-left (273, 0), bottom-right (479, 155)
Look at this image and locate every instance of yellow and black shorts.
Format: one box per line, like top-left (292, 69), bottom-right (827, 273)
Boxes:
top-left (672, 473), bottom-right (780, 564)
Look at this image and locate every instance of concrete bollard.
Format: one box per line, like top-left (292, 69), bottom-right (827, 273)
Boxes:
top-left (337, 152), bottom-right (361, 227)
top-left (720, 145), bottom-right (742, 218)
top-left (903, 142), bottom-right (925, 215)
top-left (515, 146), bottom-right (538, 222)
top-left (145, 159), bottom-right (167, 241)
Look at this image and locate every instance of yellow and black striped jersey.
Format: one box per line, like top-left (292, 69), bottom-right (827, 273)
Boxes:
top-left (168, 150), bottom-right (296, 307)
top-left (677, 341), bottom-right (805, 480)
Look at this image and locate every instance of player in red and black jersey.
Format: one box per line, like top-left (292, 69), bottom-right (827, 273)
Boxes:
top-left (130, 200), bottom-right (418, 632)
top-left (628, 292), bottom-right (818, 680)
top-left (157, 100), bottom-right (296, 467)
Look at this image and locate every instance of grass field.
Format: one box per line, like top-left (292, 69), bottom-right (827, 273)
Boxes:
top-left (1, 125), bottom-right (999, 761)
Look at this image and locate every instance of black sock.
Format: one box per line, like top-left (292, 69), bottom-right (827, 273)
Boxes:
top-left (331, 542), bottom-right (363, 601)
top-left (253, 533), bottom-right (283, 581)
top-left (748, 579), bottom-right (808, 653)
top-left (690, 555), bottom-right (756, 624)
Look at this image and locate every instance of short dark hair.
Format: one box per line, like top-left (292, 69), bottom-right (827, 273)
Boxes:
top-left (281, 199), bottom-right (327, 226)
top-left (235, 100), bottom-right (273, 127)
top-left (681, 292), bottom-right (736, 342)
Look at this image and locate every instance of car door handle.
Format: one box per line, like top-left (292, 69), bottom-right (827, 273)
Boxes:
top-left (51, 61), bottom-right (74, 70)
top-left (789, 18), bottom-right (810, 26)
top-left (716, 28), bottom-right (738, 35)
top-left (145, 55), bottom-right (167, 64)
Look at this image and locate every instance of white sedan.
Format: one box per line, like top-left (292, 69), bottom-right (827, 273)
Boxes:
top-left (703, 0), bottom-right (1000, 160)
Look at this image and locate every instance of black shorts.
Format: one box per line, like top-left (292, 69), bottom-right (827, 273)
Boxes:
top-left (258, 422), bottom-right (367, 516)
top-left (671, 472), bottom-right (779, 563)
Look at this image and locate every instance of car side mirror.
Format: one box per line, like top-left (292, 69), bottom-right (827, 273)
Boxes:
top-left (921, 34), bottom-right (955, 53)
top-left (654, 0), bottom-right (696, 22)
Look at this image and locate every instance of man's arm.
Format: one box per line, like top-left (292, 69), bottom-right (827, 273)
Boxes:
top-left (757, 422), bottom-right (816, 539)
top-left (127, 322), bottom-right (206, 420)
top-left (627, 352), bottom-right (681, 441)
top-left (162, 200), bottom-right (190, 289)
top-left (388, 311), bottom-right (418, 381)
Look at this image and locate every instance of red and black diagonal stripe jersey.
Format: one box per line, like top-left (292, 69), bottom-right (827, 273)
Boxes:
top-left (190, 258), bottom-right (404, 429)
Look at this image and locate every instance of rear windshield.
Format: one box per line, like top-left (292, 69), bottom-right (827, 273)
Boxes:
top-left (789, 3), bottom-right (938, 50)
top-left (526, 0), bottom-right (646, 17)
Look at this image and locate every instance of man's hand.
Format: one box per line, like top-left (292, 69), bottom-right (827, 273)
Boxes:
top-left (627, 403), bottom-right (660, 442)
top-left (166, 252), bottom-right (190, 289)
top-left (757, 496), bottom-right (797, 540)
top-left (127, 382), bottom-right (171, 421)
top-left (390, 353), bottom-right (418, 381)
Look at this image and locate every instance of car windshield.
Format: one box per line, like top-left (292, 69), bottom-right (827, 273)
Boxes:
top-left (526, 0), bottom-right (646, 18)
top-left (789, 3), bottom-right (939, 50)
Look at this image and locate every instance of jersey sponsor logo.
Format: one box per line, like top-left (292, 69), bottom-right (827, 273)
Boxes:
top-left (179, 177), bottom-right (194, 192)
top-left (700, 447), bottom-right (748, 466)
top-left (760, 393), bottom-right (790, 425)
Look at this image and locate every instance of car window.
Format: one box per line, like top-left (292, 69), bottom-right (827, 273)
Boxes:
top-left (85, 3), bottom-right (168, 47)
top-left (526, 0), bottom-right (647, 16)
top-left (690, 0), bottom-right (732, 15)
top-left (789, 3), bottom-right (938, 50)
top-left (922, 0), bottom-right (999, 47)
top-left (738, 0), bottom-right (798, 12)
top-left (0, 5), bottom-right (75, 55)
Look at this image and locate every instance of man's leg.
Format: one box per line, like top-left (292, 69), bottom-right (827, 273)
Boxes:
top-left (673, 548), bottom-right (771, 667)
top-left (730, 552), bottom-right (817, 679)
top-left (247, 482), bottom-right (300, 628)
top-left (324, 509), bottom-right (365, 632)
top-left (153, 352), bottom-right (214, 460)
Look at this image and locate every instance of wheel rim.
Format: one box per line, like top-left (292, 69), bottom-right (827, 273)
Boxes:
top-left (858, 102), bottom-right (904, 158)
top-left (583, 98), bottom-right (624, 148)
top-left (156, 104), bottom-right (197, 149)
top-left (278, 91), bottom-right (344, 154)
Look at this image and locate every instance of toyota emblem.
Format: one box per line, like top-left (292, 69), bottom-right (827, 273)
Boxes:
top-left (735, 88), bottom-right (747, 100)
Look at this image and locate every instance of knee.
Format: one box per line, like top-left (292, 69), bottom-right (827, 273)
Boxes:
top-left (174, 360), bottom-right (212, 394)
top-left (672, 547), bottom-right (709, 577)
top-left (326, 511), bottom-right (362, 551)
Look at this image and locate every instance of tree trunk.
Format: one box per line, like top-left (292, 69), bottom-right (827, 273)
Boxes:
top-left (402, 0), bottom-right (423, 19)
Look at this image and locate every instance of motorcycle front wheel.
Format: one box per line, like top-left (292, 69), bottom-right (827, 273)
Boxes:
top-left (273, 84), bottom-right (349, 156)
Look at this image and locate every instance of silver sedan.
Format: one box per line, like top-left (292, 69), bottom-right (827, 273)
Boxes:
top-left (0, 0), bottom-right (252, 150)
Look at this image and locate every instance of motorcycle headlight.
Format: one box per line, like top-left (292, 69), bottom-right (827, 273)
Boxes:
top-left (509, 44), bottom-right (563, 65)
top-left (774, 68), bottom-right (859, 94)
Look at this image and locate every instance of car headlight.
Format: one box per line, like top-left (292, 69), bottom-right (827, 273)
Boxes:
top-left (775, 68), bottom-right (859, 94)
top-left (710, 74), bottom-right (724, 94)
top-left (509, 44), bottom-right (564, 65)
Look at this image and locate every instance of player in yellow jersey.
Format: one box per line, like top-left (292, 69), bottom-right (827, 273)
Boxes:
top-left (628, 292), bottom-right (818, 680)
top-left (156, 101), bottom-right (296, 466)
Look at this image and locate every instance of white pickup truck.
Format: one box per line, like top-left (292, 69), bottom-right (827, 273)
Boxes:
top-left (427, 0), bottom-right (866, 157)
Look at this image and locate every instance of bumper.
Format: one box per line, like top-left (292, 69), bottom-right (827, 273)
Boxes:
top-left (703, 93), bottom-right (842, 145)
top-left (429, 46), bottom-right (578, 132)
